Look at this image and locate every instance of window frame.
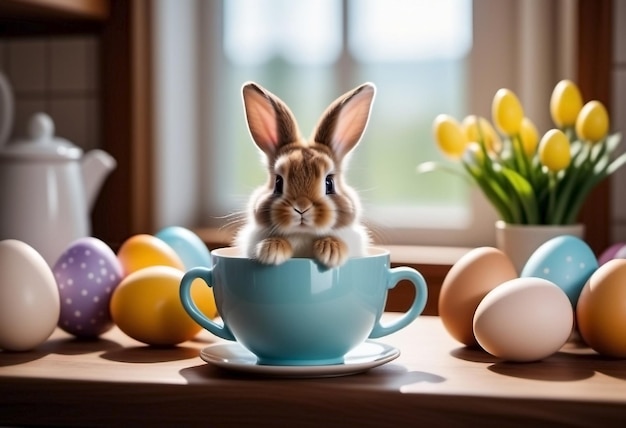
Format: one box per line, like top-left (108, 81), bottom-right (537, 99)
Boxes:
top-left (94, 0), bottom-right (613, 255)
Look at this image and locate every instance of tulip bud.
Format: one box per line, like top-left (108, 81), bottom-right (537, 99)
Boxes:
top-left (519, 117), bottom-right (539, 157)
top-left (550, 80), bottom-right (583, 128)
top-left (539, 129), bottom-right (571, 172)
top-left (492, 88), bottom-right (524, 136)
top-left (433, 114), bottom-right (467, 159)
top-left (575, 100), bottom-right (609, 143)
top-left (461, 115), bottom-right (501, 153)
top-left (461, 142), bottom-right (484, 167)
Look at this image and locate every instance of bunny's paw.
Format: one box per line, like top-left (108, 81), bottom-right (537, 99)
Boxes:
top-left (313, 237), bottom-right (348, 268)
top-left (255, 238), bottom-right (293, 265)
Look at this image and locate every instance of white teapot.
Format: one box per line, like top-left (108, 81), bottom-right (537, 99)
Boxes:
top-left (0, 112), bottom-right (116, 266)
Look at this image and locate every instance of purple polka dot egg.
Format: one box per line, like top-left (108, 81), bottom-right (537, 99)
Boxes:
top-left (53, 237), bottom-right (123, 338)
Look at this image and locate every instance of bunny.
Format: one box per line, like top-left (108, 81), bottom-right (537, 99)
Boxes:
top-left (235, 81), bottom-right (376, 268)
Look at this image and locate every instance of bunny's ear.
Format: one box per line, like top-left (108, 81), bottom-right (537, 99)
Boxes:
top-left (242, 82), bottom-right (300, 157)
top-left (313, 83), bottom-right (376, 160)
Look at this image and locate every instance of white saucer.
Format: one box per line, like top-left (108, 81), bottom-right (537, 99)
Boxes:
top-left (199, 340), bottom-right (400, 378)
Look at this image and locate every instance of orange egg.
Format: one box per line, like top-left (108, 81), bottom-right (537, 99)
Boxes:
top-left (439, 247), bottom-right (518, 347)
top-left (117, 234), bottom-right (185, 276)
top-left (110, 266), bottom-right (217, 346)
top-left (576, 259), bottom-right (626, 358)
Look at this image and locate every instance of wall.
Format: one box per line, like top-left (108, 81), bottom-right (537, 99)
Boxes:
top-left (0, 36), bottom-right (99, 151)
top-left (611, 0), bottom-right (626, 242)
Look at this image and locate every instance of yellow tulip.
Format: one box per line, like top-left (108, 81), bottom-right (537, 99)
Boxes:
top-left (433, 114), bottom-right (467, 159)
top-left (461, 142), bottom-right (484, 167)
top-left (575, 100), bottom-right (609, 143)
top-left (519, 117), bottom-right (539, 157)
top-left (492, 88), bottom-right (524, 136)
top-left (539, 129), bottom-right (571, 172)
top-left (550, 80), bottom-right (583, 127)
top-left (461, 115), bottom-right (501, 153)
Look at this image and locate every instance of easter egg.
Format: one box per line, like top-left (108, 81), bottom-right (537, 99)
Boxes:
top-left (110, 266), bottom-right (217, 346)
top-left (117, 234), bottom-right (185, 276)
top-left (576, 260), bottom-right (626, 358)
top-left (520, 235), bottom-right (598, 307)
top-left (473, 277), bottom-right (573, 362)
top-left (0, 240), bottom-right (60, 351)
top-left (598, 243), bottom-right (626, 265)
top-left (155, 226), bottom-right (211, 270)
top-left (53, 237), bottom-right (123, 337)
top-left (439, 247), bottom-right (517, 347)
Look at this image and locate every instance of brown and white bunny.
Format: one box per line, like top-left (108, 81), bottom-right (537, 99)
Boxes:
top-left (235, 82), bottom-right (375, 268)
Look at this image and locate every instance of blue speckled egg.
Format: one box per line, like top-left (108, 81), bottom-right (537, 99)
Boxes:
top-left (520, 235), bottom-right (598, 307)
top-left (155, 226), bottom-right (211, 270)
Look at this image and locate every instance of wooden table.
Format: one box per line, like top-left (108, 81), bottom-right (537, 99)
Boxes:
top-left (1, 315), bottom-right (625, 427)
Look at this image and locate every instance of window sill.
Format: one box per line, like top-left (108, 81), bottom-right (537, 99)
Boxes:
top-left (193, 227), bottom-right (471, 316)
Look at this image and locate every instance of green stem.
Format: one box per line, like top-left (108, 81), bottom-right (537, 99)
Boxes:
top-left (462, 162), bottom-right (518, 223)
top-left (551, 144), bottom-right (591, 224)
top-left (547, 173), bottom-right (557, 224)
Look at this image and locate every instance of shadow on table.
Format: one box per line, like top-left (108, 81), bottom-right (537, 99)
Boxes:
top-left (450, 343), bottom-right (624, 382)
top-left (487, 355), bottom-right (595, 382)
top-left (101, 345), bottom-right (200, 363)
top-left (450, 346), bottom-right (500, 363)
top-left (0, 336), bottom-right (123, 367)
top-left (179, 361), bottom-right (446, 390)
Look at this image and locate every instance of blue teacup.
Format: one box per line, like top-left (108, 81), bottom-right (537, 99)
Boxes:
top-left (179, 246), bottom-right (427, 366)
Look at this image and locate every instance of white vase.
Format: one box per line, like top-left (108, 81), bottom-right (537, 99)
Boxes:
top-left (495, 221), bottom-right (585, 274)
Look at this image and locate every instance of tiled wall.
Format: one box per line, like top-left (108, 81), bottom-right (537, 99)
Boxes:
top-left (612, 0), bottom-right (626, 242)
top-left (0, 36), bottom-right (100, 151)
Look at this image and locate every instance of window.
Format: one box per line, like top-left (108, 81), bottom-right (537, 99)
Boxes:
top-left (153, 0), bottom-right (575, 247)
top-left (213, 0), bottom-right (476, 240)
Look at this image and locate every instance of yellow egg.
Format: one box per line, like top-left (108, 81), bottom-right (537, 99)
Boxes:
top-left (110, 266), bottom-right (217, 346)
top-left (576, 259), bottom-right (626, 358)
top-left (117, 234), bottom-right (185, 276)
top-left (439, 247), bottom-right (518, 347)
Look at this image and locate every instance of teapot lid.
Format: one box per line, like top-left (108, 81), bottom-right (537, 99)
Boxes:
top-left (0, 113), bottom-right (82, 161)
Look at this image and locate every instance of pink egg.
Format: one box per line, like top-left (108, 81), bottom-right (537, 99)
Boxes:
top-left (53, 237), bottom-right (123, 338)
top-left (598, 243), bottom-right (626, 265)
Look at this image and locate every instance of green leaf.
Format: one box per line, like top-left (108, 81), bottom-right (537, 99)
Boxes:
top-left (605, 151), bottom-right (626, 176)
top-left (499, 166), bottom-right (539, 224)
top-left (416, 161), bottom-right (473, 184)
top-left (463, 163), bottom-right (517, 223)
top-left (605, 132), bottom-right (622, 155)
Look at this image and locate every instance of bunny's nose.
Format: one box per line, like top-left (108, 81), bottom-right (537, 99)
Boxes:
top-left (293, 198), bottom-right (312, 215)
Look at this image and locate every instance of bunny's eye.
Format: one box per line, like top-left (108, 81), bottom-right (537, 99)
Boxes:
top-left (325, 175), bottom-right (335, 195)
top-left (273, 175), bottom-right (284, 195)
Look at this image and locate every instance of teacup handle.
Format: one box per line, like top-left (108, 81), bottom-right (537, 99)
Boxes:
top-left (179, 267), bottom-right (236, 341)
top-left (368, 267), bottom-right (428, 338)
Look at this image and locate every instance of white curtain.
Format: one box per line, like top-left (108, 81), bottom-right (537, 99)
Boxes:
top-left (471, 0), bottom-right (578, 133)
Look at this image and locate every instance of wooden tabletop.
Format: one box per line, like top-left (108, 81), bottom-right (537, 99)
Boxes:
top-left (1, 315), bottom-right (625, 427)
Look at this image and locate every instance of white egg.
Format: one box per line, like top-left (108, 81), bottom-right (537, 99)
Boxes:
top-left (0, 240), bottom-right (61, 351)
top-left (473, 277), bottom-right (573, 362)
